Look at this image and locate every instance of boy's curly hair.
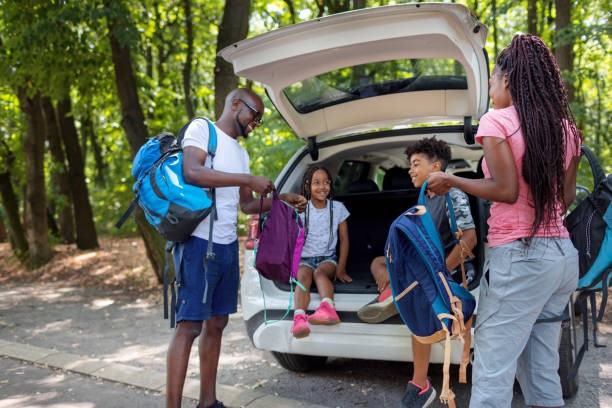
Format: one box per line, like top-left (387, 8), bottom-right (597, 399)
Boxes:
top-left (404, 137), bottom-right (451, 170)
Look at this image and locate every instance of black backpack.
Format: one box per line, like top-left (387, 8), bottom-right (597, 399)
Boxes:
top-left (565, 145), bottom-right (611, 349)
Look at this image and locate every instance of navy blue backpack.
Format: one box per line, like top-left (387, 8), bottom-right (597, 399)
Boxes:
top-left (386, 182), bottom-right (475, 406)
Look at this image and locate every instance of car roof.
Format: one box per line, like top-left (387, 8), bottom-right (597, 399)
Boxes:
top-left (219, 3), bottom-right (489, 142)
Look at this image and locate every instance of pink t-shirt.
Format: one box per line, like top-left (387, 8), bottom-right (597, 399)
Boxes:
top-left (475, 105), bottom-right (580, 247)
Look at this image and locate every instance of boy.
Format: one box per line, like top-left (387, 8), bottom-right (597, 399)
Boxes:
top-left (357, 137), bottom-right (477, 408)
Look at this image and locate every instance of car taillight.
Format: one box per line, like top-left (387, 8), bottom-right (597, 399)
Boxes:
top-left (244, 214), bottom-right (260, 250)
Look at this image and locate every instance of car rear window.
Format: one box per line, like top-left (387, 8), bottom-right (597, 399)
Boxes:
top-left (283, 58), bottom-right (467, 114)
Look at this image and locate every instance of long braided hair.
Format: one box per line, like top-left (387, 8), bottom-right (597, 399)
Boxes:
top-left (496, 34), bottom-right (581, 239)
top-left (301, 166), bottom-right (335, 246)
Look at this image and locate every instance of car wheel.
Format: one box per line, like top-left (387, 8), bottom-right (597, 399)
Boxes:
top-left (558, 319), bottom-right (579, 399)
top-left (271, 351), bottom-right (328, 372)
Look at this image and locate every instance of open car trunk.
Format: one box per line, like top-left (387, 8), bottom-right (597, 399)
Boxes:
top-left (275, 187), bottom-right (490, 296)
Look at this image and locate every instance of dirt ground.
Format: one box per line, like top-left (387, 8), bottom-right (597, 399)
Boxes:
top-left (1, 237), bottom-right (610, 408)
top-left (0, 237), bottom-right (160, 294)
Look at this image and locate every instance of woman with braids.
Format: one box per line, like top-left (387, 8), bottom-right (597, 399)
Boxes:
top-left (427, 34), bottom-right (582, 407)
top-left (291, 166), bottom-right (351, 339)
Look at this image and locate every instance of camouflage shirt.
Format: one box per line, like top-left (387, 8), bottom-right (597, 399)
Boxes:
top-left (427, 187), bottom-right (476, 258)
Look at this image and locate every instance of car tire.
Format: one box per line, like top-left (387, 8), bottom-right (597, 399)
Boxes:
top-left (558, 319), bottom-right (579, 399)
top-left (271, 351), bottom-right (328, 372)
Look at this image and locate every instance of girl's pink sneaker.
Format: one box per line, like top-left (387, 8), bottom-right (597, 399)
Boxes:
top-left (291, 313), bottom-right (310, 338)
top-left (308, 302), bottom-right (340, 325)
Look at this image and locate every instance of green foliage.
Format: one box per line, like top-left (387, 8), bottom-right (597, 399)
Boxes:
top-left (0, 0), bottom-right (609, 243)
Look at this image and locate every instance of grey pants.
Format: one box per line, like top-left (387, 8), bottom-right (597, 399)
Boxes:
top-left (470, 238), bottom-right (578, 407)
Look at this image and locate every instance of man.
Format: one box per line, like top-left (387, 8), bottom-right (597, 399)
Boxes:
top-left (166, 88), bottom-right (306, 408)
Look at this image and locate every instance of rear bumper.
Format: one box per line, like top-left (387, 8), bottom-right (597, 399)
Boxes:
top-left (244, 309), bottom-right (469, 364)
top-left (241, 250), bottom-right (472, 364)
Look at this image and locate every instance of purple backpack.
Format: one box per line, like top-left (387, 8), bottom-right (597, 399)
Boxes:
top-left (255, 190), bottom-right (304, 285)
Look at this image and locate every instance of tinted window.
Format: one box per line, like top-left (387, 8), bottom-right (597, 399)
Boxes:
top-left (283, 58), bottom-right (467, 114)
top-left (334, 160), bottom-right (371, 194)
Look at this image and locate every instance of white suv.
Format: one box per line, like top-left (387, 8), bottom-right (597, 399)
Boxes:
top-left (220, 2), bottom-right (579, 398)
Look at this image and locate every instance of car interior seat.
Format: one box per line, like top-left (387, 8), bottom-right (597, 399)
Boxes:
top-left (347, 178), bottom-right (379, 193)
top-left (382, 166), bottom-right (414, 190)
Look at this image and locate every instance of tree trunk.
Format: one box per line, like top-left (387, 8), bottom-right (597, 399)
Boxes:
top-left (214, 0), bottom-right (251, 119)
top-left (107, 2), bottom-right (167, 283)
top-left (56, 97), bottom-right (99, 250)
top-left (0, 171), bottom-right (28, 257)
top-left (352, 0), bottom-right (366, 10)
top-left (81, 105), bottom-right (106, 184)
top-left (527, 0), bottom-right (538, 35)
top-left (0, 214), bottom-right (7, 243)
top-left (17, 89), bottom-right (53, 267)
top-left (182, 0), bottom-right (195, 118)
top-left (554, 0), bottom-right (574, 102)
top-left (283, 0), bottom-right (296, 23)
top-left (41, 96), bottom-right (75, 244)
top-left (491, 0), bottom-right (498, 59)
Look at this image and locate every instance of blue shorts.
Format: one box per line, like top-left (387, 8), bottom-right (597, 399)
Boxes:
top-left (299, 255), bottom-right (337, 270)
top-left (470, 238), bottom-right (578, 407)
top-left (173, 237), bottom-right (239, 322)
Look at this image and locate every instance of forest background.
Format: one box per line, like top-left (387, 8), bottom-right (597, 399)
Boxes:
top-left (0, 0), bottom-right (609, 283)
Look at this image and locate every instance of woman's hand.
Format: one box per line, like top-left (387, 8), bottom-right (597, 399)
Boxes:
top-left (426, 171), bottom-right (453, 195)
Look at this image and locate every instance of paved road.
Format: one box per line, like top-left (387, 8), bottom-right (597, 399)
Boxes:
top-left (0, 282), bottom-right (610, 407)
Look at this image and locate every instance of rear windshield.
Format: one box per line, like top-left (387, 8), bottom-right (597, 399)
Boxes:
top-left (283, 58), bottom-right (467, 114)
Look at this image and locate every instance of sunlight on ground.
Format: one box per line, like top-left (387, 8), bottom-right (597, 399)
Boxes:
top-left (602, 362), bottom-right (612, 379)
top-left (92, 265), bottom-right (114, 276)
top-left (33, 319), bottom-right (73, 335)
top-left (104, 344), bottom-right (167, 363)
top-left (222, 331), bottom-right (248, 342)
top-left (121, 299), bottom-right (155, 310)
top-left (88, 298), bottom-right (115, 310)
top-left (0, 395), bottom-right (94, 408)
top-left (72, 252), bottom-right (100, 265)
top-left (218, 353), bottom-right (263, 366)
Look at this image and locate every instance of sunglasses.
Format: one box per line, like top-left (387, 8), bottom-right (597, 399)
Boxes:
top-left (239, 99), bottom-right (262, 125)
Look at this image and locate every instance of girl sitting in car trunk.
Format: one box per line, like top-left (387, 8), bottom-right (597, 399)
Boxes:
top-left (291, 166), bottom-right (352, 338)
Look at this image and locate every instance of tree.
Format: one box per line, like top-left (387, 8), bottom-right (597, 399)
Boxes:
top-left (17, 88), bottom-right (54, 267)
top-left (527, 0), bottom-right (538, 34)
top-left (0, 140), bottom-right (28, 257)
top-left (106, 0), bottom-right (169, 282)
top-left (214, 0), bottom-right (251, 118)
top-left (554, 0), bottom-right (574, 102)
top-left (41, 96), bottom-right (75, 244)
top-left (56, 96), bottom-right (99, 249)
top-left (182, 0), bottom-right (196, 118)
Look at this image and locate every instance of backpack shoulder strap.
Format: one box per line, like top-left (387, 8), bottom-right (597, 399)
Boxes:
top-left (418, 181), bottom-right (460, 243)
top-left (176, 116), bottom-right (217, 159)
top-left (581, 145), bottom-right (605, 184)
top-left (205, 119), bottom-right (217, 159)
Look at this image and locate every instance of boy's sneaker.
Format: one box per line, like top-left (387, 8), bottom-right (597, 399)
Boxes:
top-left (291, 313), bottom-right (310, 338)
top-left (399, 379), bottom-right (436, 408)
top-left (308, 301), bottom-right (340, 325)
top-left (357, 288), bottom-right (398, 323)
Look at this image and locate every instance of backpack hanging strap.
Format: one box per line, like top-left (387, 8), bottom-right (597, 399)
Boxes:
top-left (439, 321), bottom-right (457, 408)
top-left (115, 197), bottom-right (139, 229)
top-left (581, 145), bottom-right (606, 184)
top-left (164, 241), bottom-right (181, 328)
top-left (459, 317), bottom-right (473, 384)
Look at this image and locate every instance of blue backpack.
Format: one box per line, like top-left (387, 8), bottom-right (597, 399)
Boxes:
top-left (116, 117), bottom-right (217, 243)
top-left (117, 117), bottom-right (218, 328)
top-left (386, 181), bottom-right (475, 406)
